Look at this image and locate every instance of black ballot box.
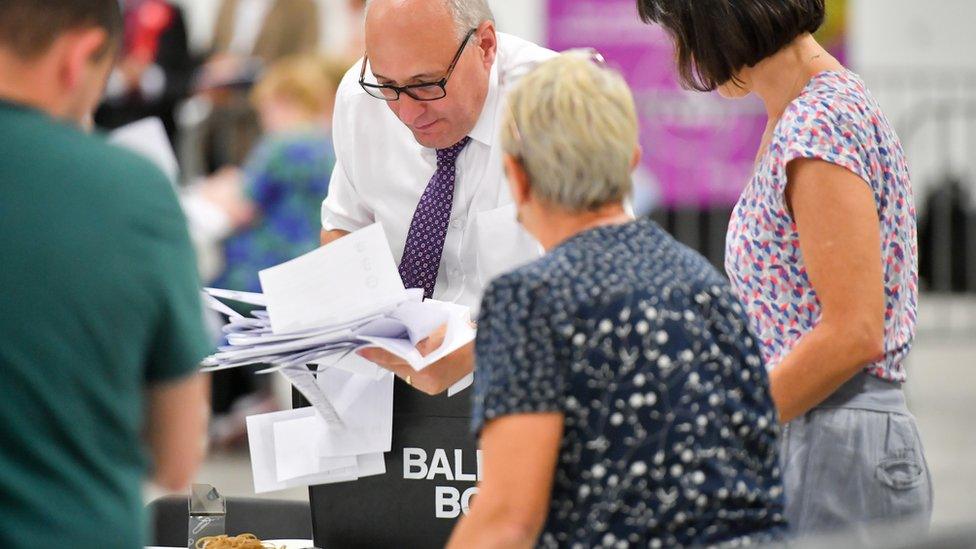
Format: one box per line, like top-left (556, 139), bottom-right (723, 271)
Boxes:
top-left (297, 377), bottom-right (480, 548)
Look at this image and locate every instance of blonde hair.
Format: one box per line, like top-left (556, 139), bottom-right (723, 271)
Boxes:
top-left (501, 53), bottom-right (639, 212)
top-left (251, 54), bottom-right (351, 116)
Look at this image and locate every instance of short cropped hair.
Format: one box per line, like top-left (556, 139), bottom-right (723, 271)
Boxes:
top-left (501, 54), bottom-right (638, 212)
top-left (366, 0), bottom-right (494, 40)
top-left (444, 0), bottom-right (494, 39)
top-left (0, 0), bottom-right (123, 60)
top-left (636, 0), bottom-right (825, 91)
top-left (251, 55), bottom-right (348, 116)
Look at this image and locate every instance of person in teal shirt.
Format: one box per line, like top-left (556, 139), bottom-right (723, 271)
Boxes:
top-left (0, 1), bottom-right (212, 547)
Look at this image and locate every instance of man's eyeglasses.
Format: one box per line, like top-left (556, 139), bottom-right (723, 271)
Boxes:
top-left (359, 28), bottom-right (478, 102)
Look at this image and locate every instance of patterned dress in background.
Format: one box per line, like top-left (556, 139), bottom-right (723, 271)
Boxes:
top-left (725, 70), bottom-right (918, 381)
top-left (473, 218), bottom-right (787, 548)
top-left (213, 128), bottom-right (334, 292)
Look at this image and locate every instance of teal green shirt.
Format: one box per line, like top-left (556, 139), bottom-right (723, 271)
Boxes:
top-left (0, 100), bottom-right (212, 548)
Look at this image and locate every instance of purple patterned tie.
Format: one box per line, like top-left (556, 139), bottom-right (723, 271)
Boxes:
top-left (399, 136), bottom-right (472, 299)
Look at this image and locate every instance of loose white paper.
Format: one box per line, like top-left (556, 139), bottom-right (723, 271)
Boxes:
top-left (258, 224), bottom-right (407, 334)
top-left (448, 373), bottom-right (475, 397)
top-left (388, 300), bottom-right (451, 344)
top-left (204, 287), bottom-right (268, 306)
top-left (325, 351), bottom-right (388, 380)
top-left (202, 292), bottom-right (245, 320)
top-left (355, 452), bottom-right (387, 477)
top-left (245, 408), bottom-right (360, 494)
top-left (273, 418), bottom-right (357, 481)
top-left (280, 368), bottom-right (343, 428)
top-left (108, 117), bottom-right (179, 185)
top-left (315, 368), bottom-right (394, 458)
top-left (357, 299), bottom-right (475, 372)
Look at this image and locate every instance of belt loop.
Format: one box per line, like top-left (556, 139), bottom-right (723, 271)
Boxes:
top-left (883, 411), bottom-right (893, 453)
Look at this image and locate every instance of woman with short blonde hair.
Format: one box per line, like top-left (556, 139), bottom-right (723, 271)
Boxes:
top-left (500, 53), bottom-right (639, 213)
top-left (448, 53), bottom-right (786, 548)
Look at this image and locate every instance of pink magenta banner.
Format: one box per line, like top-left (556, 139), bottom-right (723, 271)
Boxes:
top-left (546, 0), bottom-right (765, 208)
top-left (546, 0), bottom-right (847, 208)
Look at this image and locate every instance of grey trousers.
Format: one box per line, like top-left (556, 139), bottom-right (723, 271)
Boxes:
top-left (781, 372), bottom-right (934, 538)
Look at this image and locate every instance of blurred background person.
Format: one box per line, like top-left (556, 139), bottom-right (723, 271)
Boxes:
top-left (0, 0), bottom-right (211, 547)
top-left (449, 53), bottom-right (786, 548)
top-left (212, 54), bottom-right (345, 293)
top-left (637, 0), bottom-right (931, 538)
top-left (95, 0), bottom-right (195, 148)
top-left (161, 1), bottom-right (326, 444)
top-left (197, 0), bottom-right (321, 169)
top-left (180, 164), bottom-right (258, 283)
top-left (91, 1), bottom-right (254, 285)
top-left (210, 0), bottom-right (320, 66)
top-left (208, 54), bottom-right (346, 445)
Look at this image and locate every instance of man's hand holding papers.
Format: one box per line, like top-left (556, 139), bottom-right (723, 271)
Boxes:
top-left (357, 322), bottom-right (475, 396)
top-left (201, 224), bottom-right (476, 377)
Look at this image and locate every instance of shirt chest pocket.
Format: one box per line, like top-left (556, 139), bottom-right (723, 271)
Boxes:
top-left (474, 204), bottom-right (543, 287)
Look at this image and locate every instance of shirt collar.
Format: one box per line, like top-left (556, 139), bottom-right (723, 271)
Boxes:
top-left (466, 58), bottom-right (500, 147)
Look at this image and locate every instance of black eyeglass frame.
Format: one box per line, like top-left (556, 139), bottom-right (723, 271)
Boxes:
top-left (358, 27), bottom-right (478, 102)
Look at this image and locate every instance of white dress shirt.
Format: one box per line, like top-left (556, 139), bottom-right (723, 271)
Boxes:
top-left (322, 32), bottom-right (557, 316)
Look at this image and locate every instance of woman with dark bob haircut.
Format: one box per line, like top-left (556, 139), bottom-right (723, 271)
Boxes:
top-left (637, 0), bottom-right (932, 538)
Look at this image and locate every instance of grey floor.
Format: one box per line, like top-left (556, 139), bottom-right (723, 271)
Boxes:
top-left (175, 296), bottom-right (976, 530)
top-left (903, 296), bottom-right (976, 528)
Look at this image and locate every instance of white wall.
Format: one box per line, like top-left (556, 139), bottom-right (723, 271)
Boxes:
top-left (849, 0), bottom-right (976, 200)
top-left (488, 0), bottom-right (545, 44)
top-left (849, 0), bottom-right (976, 71)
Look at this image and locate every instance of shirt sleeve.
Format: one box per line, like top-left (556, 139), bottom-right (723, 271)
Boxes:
top-left (320, 82), bottom-right (374, 233)
top-left (144, 179), bottom-right (214, 384)
top-left (780, 97), bottom-right (873, 187)
top-left (321, 156), bottom-right (373, 232)
top-left (471, 271), bottom-right (567, 436)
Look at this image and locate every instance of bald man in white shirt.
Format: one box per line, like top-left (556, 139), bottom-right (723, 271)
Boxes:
top-left (321, 0), bottom-right (555, 395)
top-left (310, 2), bottom-right (553, 544)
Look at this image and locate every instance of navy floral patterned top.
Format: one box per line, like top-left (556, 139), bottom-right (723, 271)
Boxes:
top-left (473, 218), bottom-right (787, 548)
top-left (212, 128), bottom-right (334, 292)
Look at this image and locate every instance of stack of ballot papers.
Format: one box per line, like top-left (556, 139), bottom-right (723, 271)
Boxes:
top-left (202, 224), bottom-right (475, 377)
top-left (202, 287), bottom-right (472, 379)
top-left (200, 223), bottom-right (476, 493)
